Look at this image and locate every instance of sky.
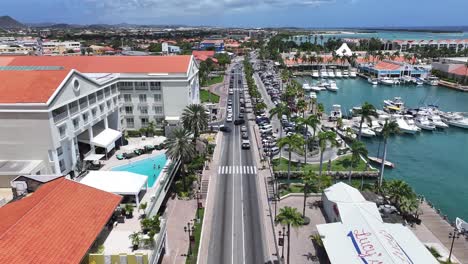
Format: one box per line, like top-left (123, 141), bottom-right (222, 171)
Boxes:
top-left (3, 0), bottom-right (468, 27)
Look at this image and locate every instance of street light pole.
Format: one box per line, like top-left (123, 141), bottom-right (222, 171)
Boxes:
top-left (448, 228), bottom-right (461, 262)
top-left (184, 221), bottom-right (195, 256)
top-left (196, 190), bottom-right (201, 222)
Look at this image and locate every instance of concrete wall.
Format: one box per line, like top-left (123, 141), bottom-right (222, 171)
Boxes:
top-left (0, 112), bottom-right (54, 174)
top-left (49, 73), bottom-right (100, 109)
top-left (162, 81), bottom-right (190, 117)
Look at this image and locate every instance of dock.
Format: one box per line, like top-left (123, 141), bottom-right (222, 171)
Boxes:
top-left (438, 80), bottom-right (468, 92)
top-left (412, 201), bottom-right (468, 263)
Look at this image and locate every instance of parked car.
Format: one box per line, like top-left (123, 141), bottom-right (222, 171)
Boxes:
top-left (227, 115), bottom-right (233, 122)
top-left (241, 126), bottom-right (247, 132)
top-left (238, 113), bottom-right (244, 119)
top-left (242, 132), bottom-right (249, 139)
top-left (241, 140), bottom-right (250, 149)
top-left (234, 119), bottom-right (245, 125)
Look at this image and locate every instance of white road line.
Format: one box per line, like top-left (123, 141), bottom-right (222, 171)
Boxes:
top-left (228, 166), bottom-right (231, 174)
top-left (243, 166), bottom-right (246, 174)
top-left (253, 166), bottom-right (257, 174)
top-left (235, 166), bottom-right (238, 174)
top-left (218, 166), bottom-right (222, 174)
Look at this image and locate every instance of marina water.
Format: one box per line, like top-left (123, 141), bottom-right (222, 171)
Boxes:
top-left (296, 76), bottom-right (468, 222)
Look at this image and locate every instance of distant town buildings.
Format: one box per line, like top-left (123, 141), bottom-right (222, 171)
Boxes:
top-left (387, 39), bottom-right (468, 52)
top-left (199, 39), bottom-right (224, 52)
top-left (41, 40), bottom-right (82, 55)
top-left (162, 42), bottom-right (181, 54)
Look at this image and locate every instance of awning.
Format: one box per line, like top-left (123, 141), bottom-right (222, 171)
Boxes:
top-left (91, 128), bottom-right (122, 150)
top-left (80, 171), bottom-right (148, 196)
top-left (84, 153), bottom-right (105, 161)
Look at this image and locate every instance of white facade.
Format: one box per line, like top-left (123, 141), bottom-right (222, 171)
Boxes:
top-left (0, 56), bottom-right (199, 183)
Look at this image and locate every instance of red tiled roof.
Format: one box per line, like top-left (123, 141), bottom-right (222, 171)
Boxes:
top-left (0, 70), bottom-right (70, 103)
top-left (374, 61), bottom-right (402, 70)
top-left (0, 178), bottom-right (122, 264)
top-left (192, 50), bottom-right (215, 58)
top-left (449, 65), bottom-right (468, 76)
top-left (2, 55), bottom-right (192, 73)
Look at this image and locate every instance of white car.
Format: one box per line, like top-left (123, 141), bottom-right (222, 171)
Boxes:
top-left (227, 105), bottom-right (232, 111)
top-left (227, 115), bottom-right (233, 122)
top-left (229, 89), bottom-right (234, 95)
top-left (241, 126), bottom-right (247, 132)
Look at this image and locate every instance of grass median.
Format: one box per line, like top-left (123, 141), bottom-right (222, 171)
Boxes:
top-left (200, 90), bottom-right (220, 103)
top-left (272, 155), bottom-right (373, 173)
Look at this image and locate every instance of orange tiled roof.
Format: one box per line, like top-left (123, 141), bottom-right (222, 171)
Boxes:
top-left (192, 50), bottom-right (215, 57)
top-left (374, 61), bottom-right (402, 70)
top-left (449, 65), bottom-right (468, 76)
top-left (0, 178), bottom-right (122, 264)
top-left (2, 55), bottom-right (192, 73)
top-left (0, 70), bottom-right (70, 103)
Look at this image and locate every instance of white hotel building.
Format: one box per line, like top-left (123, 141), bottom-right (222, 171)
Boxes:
top-left (0, 56), bottom-right (199, 186)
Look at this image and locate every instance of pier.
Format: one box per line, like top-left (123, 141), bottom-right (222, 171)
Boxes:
top-left (438, 80), bottom-right (468, 92)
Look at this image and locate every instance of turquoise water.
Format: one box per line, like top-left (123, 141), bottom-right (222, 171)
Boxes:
top-left (111, 154), bottom-right (167, 187)
top-left (296, 76), bottom-right (468, 222)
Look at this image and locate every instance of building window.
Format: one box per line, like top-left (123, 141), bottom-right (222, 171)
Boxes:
top-left (126, 118), bottom-right (134, 128)
top-left (57, 146), bottom-right (63, 156)
top-left (106, 100), bottom-right (111, 108)
top-left (113, 97), bottom-right (117, 105)
top-left (99, 104), bottom-right (105, 113)
top-left (125, 106), bottom-right (133, 115)
top-left (48, 150), bottom-right (54, 162)
top-left (140, 106), bottom-right (148, 114)
top-left (91, 107), bottom-right (98, 117)
top-left (154, 106), bottom-right (163, 114)
top-left (58, 125), bottom-right (66, 139)
top-left (119, 82), bottom-right (134, 90)
top-left (150, 82), bottom-right (161, 91)
top-left (154, 94), bottom-right (162, 102)
top-left (59, 159), bottom-right (66, 172)
top-left (155, 117), bottom-right (165, 126)
top-left (73, 118), bottom-right (79, 130)
top-left (141, 117), bottom-right (149, 127)
top-left (135, 82), bottom-right (148, 90)
top-left (123, 94), bottom-right (132, 103)
top-left (139, 94), bottom-right (147, 103)
top-left (83, 112), bottom-right (89, 123)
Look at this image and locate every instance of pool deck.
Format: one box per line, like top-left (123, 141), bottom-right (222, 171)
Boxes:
top-left (100, 149), bottom-right (166, 171)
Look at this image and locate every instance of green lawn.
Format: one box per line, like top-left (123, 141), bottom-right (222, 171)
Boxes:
top-left (203, 75), bottom-right (224, 86)
top-left (200, 90), bottom-right (220, 103)
top-left (272, 155), bottom-right (373, 173)
top-left (186, 208), bottom-right (204, 264)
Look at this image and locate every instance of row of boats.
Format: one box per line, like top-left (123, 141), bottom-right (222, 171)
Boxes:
top-left (303, 80), bottom-right (339, 93)
top-left (332, 97), bottom-right (468, 138)
top-left (367, 76), bottom-right (440, 86)
top-left (310, 68), bottom-right (357, 78)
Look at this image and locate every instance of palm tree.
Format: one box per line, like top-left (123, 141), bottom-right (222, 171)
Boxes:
top-left (165, 128), bottom-right (195, 190)
top-left (276, 206), bottom-right (304, 264)
top-left (181, 104), bottom-right (209, 147)
top-left (297, 115), bottom-right (320, 165)
top-left (348, 141), bottom-right (368, 187)
top-left (464, 60), bottom-right (468, 84)
top-left (317, 131), bottom-right (337, 179)
top-left (302, 171), bottom-right (316, 218)
top-left (270, 102), bottom-right (290, 139)
top-left (277, 134), bottom-right (304, 182)
top-left (379, 120), bottom-right (399, 187)
top-left (404, 53), bottom-right (413, 64)
top-left (355, 102), bottom-right (378, 141)
top-left (296, 99), bottom-right (307, 118)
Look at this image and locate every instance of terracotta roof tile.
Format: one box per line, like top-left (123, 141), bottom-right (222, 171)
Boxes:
top-left (0, 178), bottom-right (122, 264)
top-left (449, 65), bottom-right (468, 76)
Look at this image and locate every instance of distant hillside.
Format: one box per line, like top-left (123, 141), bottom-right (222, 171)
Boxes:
top-left (0, 16), bottom-right (25, 29)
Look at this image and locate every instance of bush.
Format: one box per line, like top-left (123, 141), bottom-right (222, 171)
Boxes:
top-left (127, 130), bottom-right (141, 137)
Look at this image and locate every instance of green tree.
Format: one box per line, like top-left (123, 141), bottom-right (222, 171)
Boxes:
top-left (379, 120), bottom-right (399, 186)
top-left (270, 102), bottom-right (291, 145)
top-left (165, 128), bottom-right (195, 190)
top-left (355, 102), bottom-right (378, 141)
top-left (277, 134), bottom-right (304, 182)
top-left (214, 53), bottom-right (231, 69)
top-left (181, 104), bottom-right (209, 149)
top-left (317, 131), bottom-right (337, 181)
top-left (296, 115), bottom-right (320, 165)
top-left (302, 171), bottom-right (316, 218)
top-left (348, 141), bottom-right (368, 187)
top-left (254, 102), bottom-right (267, 113)
top-left (148, 43), bottom-right (162, 53)
top-left (276, 207), bottom-right (304, 264)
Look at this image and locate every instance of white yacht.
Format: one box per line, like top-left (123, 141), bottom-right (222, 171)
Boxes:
top-left (302, 82), bottom-right (311, 90)
top-left (320, 69), bottom-right (328, 78)
top-left (428, 114), bottom-right (449, 129)
top-left (352, 122), bottom-right (376, 137)
top-left (415, 78), bottom-right (424, 85)
top-left (310, 85), bottom-right (323, 92)
top-left (329, 104), bottom-right (342, 121)
top-left (394, 115), bottom-right (420, 134)
top-left (312, 70), bottom-right (320, 78)
top-left (384, 97), bottom-right (405, 111)
top-left (335, 69), bottom-right (343, 78)
top-left (343, 69), bottom-right (349, 78)
top-left (425, 76), bottom-right (440, 86)
top-left (328, 69), bottom-right (335, 78)
top-left (441, 113), bottom-right (468, 129)
top-left (367, 77), bottom-right (378, 85)
top-left (415, 115), bottom-right (436, 131)
top-left (326, 81), bottom-right (339, 92)
top-left (370, 120), bottom-right (383, 135)
top-left (309, 92), bottom-right (317, 99)
top-left (380, 77), bottom-right (394, 85)
top-left (350, 69), bottom-right (357, 78)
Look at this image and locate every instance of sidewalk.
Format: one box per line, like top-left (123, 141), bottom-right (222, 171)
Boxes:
top-left (162, 198), bottom-right (197, 264)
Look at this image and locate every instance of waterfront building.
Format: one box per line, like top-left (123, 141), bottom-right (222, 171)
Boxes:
top-left (0, 44), bottom-right (34, 55)
top-left (432, 57), bottom-right (468, 84)
top-left (388, 39), bottom-right (468, 52)
top-left (199, 39), bottom-right (224, 52)
top-left (0, 55), bottom-right (199, 184)
top-left (359, 59), bottom-right (429, 78)
top-left (317, 182), bottom-right (439, 264)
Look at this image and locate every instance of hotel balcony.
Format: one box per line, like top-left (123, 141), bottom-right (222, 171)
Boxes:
top-left (53, 106), bottom-right (69, 123)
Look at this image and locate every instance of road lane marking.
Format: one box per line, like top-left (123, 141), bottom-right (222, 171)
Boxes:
top-left (253, 166), bottom-right (257, 174)
top-left (218, 166), bottom-right (222, 174)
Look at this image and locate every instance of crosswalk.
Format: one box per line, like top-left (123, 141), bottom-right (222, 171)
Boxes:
top-left (218, 165), bottom-right (257, 175)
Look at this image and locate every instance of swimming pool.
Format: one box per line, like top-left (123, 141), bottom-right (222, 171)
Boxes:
top-left (111, 154), bottom-right (167, 187)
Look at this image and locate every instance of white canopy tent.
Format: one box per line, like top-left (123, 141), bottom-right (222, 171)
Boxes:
top-left (318, 182), bottom-right (439, 264)
top-left (80, 171), bottom-right (148, 205)
top-left (83, 153), bottom-right (105, 161)
top-left (91, 128), bottom-right (122, 153)
top-left (335, 43), bottom-right (353, 57)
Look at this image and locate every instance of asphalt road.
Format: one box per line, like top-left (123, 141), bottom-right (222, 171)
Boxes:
top-left (207, 63), bottom-right (267, 264)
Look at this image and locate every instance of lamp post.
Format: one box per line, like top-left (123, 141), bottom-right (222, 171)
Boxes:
top-left (184, 221), bottom-right (195, 256)
top-left (196, 190), bottom-right (202, 222)
top-left (278, 226), bottom-right (288, 263)
top-left (448, 228), bottom-right (462, 262)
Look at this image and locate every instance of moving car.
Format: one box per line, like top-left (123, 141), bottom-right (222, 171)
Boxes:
top-left (241, 125), bottom-right (247, 132)
top-left (220, 125), bottom-right (231, 132)
top-left (234, 119), bottom-right (245, 125)
top-left (229, 89), bottom-right (234, 95)
top-left (242, 132), bottom-right (249, 139)
top-left (227, 115), bottom-right (233, 122)
top-left (241, 140), bottom-right (251, 149)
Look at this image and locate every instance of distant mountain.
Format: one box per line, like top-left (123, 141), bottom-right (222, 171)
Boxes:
top-left (0, 16), bottom-right (25, 30)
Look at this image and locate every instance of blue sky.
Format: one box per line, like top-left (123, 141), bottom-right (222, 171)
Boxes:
top-left (3, 0), bottom-right (468, 27)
